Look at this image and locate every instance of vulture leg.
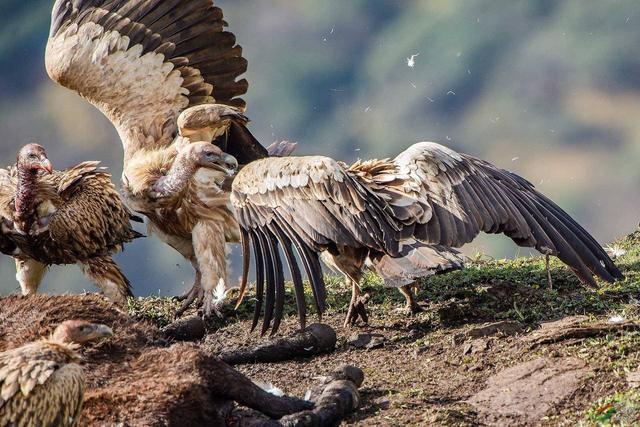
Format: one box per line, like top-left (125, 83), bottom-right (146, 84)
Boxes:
top-left (79, 256), bottom-right (132, 305)
top-left (175, 262), bottom-right (204, 317)
top-left (324, 248), bottom-right (370, 328)
top-left (14, 258), bottom-right (47, 295)
top-left (343, 277), bottom-right (370, 328)
top-left (398, 284), bottom-right (426, 315)
top-left (192, 221), bottom-right (228, 318)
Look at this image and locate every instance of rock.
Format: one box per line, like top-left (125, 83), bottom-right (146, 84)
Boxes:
top-left (524, 316), bottom-right (640, 348)
top-left (347, 333), bottom-right (385, 350)
top-left (467, 357), bottom-right (592, 425)
top-left (627, 371), bottom-right (640, 388)
top-left (161, 315), bottom-right (206, 342)
top-left (462, 339), bottom-right (488, 355)
top-left (453, 321), bottom-right (524, 345)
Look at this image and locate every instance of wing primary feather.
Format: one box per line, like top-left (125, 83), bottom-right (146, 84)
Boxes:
top-left (278, 219), bottom-right (327, 318)
top-left (265, 230), bottom-right (286, 336)
top-left (272, 221), bottom-right (307, 330)
top-left (249, 230), bottom-right (264, 333)
top-left (235, 228), bottom-right (251, 310)
top-left (256, 229), bottom-right (275, 336)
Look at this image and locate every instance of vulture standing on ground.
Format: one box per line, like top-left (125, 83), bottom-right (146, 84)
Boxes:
top-left (232, 141), bottom-right (623, 333)
top-left (0, 144), bottom-right (142, 304)
top-left (0, 320), bottom-right (113, 426)
top-left (45, 0), bottom-right (294, 316)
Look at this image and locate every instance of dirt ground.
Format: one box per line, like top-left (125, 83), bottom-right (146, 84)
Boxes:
top-left (2, 231), bottom-right (639, 426)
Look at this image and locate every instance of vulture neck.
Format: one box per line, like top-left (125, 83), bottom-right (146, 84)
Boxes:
top-left (154, 151), bottom-right (198, 197)
top-left (15, 166), bottom-right (39, 230)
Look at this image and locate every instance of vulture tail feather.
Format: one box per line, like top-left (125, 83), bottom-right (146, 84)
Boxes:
top-left (249, 230), bottom-right (264, 332)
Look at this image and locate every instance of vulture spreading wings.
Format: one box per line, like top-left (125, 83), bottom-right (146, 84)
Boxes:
top-left (0, 144), bottom-right (142, 304)
top-left (232, 142), bottom-right (623, 333)
top-left (45, 0), bottom-right (292, 316)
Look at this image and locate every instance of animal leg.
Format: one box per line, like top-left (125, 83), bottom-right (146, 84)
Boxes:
top-left (343, 278), bottom-right (370, 328)
top-left (175, 262), bottom-right (204, 317)
top-left (192, 221), bottom-right (228, 318)
top-left (79, 256), bottom-right (132, 305)
top-left (15, 258), bottom-right (47, 295)
top-left (398, 284), bottom-right (425, 315)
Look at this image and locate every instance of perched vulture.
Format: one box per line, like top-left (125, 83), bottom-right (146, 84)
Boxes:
top-left (0, 320), bottom-right (113, 427)
top-left (232, 142), bottom-right (623, 333)
top-left (45, 0), bottom-right (295, 316)
top-left (0, 144), bottom-right (142, 304)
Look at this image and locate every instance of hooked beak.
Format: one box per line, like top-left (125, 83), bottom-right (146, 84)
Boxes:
top-left (95, 324), bottom-right (114, 338)
top-left (222, 153), bottom-right (238, 176)
top-left (38, 159), bottom-right (53, 174)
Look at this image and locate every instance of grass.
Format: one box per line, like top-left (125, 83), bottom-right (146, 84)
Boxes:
top-left (127, 230), bottom-right (640, 426)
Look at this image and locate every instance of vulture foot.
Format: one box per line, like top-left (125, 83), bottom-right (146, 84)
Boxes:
top-left (202, 291), bottom-right (224, 319)
top-left (401, 301), bottom-right (426, 316)
top-left (175, 285), bottom-right (205, 317)
top-left (343, 293), bottom-right (370, 328)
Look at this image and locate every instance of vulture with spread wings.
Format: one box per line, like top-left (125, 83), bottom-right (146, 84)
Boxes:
top-left (45, 0), bottom-right (293, 316)
top-left (232, 142), bottom-right (623, 334)
top-left (0, 144), bottom-right (142, 304)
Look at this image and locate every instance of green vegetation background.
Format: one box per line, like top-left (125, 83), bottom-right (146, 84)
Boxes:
top-left (0, 0), bottom-right (638, 297)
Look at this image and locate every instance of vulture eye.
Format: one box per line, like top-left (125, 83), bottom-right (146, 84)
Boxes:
top-left (205, 152), bottom-right (217, 159)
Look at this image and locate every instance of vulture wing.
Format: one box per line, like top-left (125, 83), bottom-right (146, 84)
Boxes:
top-left (34, 162), bottom-right (143, 263)
top-left (46, 0), bottom-right (266, 163)
top-left (233, 143), bottom-right (621, 334)
top-left (394, 142), bottom-right (622, 286)
top-left (232, 156), bottom-right (407, 334)
top-left (0, 344), bottom-right (84, 426)
top-left (0, 168), bottom-right (17, 255)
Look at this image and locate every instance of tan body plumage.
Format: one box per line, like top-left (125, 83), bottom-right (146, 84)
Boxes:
top-left (0, 320), bottom-right (113, 427)
top-left (45, 0), bottom-right (282, 316)
top-left (232, 141), bottom-right (622, 332)
top-left (0, 145), bottom-right (141, 304)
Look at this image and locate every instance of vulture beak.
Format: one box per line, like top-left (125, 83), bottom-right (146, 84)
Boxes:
top-left (38, 159), bottom-right (53, 174)
top-left (95, 324), bottom-right (114, 338)
top-left (220, 153), bottom-right (238, 176)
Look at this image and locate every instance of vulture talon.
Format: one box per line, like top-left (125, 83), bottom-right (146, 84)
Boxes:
top-left (343, 294), bottom-right (370, 328)
top-left (175, 285), bottom-right (205, 318)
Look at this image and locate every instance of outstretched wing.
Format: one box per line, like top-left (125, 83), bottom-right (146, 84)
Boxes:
top-left (231, 156), bottom-right (405, 335)
top-left (46, 0), bottom-right (265, 162)
top-left (394, 142), bottom-right (622, 285)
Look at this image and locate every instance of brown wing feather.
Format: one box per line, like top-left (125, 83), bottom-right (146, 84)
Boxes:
top-left (232, 156), bottom-right (407, 334)
top-left (46, 0), bottom-right (265, 161)
top-left (394, 142), bottom-right (622, 285)
top-left (0, 342), bottom-right (83, 427)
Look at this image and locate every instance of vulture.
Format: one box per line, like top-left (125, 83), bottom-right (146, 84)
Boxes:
top-left (231, 141), bottom-right (623, 333)
top-left (0, 144), bottom-right (142, 304)
top-left (0, 320), bottom-right (113, 427)
top-left (45, 0), bottom-right (294, 316)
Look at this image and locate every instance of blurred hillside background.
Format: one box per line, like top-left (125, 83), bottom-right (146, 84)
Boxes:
top-left (1, 0), bottom-right (639, 297)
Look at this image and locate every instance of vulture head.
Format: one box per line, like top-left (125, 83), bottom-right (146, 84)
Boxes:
top-left (51, 320), bottom-right (114, 345)
top-left (182, 142), bottom-right (239, 176)
top-left (17, 144), bottom-right (53, 175)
